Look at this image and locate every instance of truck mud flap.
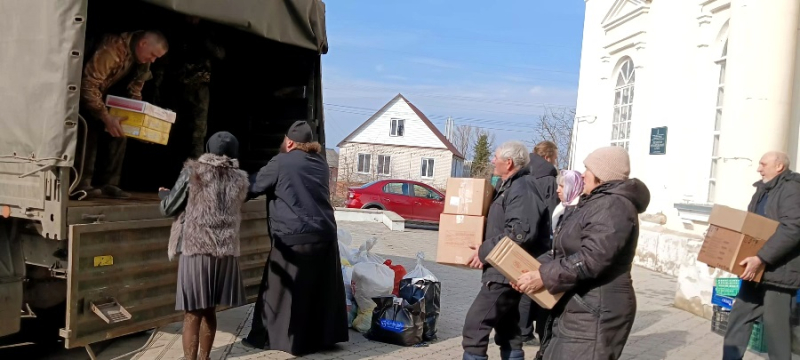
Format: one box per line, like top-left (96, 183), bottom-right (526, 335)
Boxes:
top-left (61, 212), bottom-right (269, 348)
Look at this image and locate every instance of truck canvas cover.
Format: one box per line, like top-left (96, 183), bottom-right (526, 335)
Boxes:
top-left (0, 0), bottom-right (327, 167)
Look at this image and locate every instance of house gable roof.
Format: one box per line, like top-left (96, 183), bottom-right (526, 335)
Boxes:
top-left (336, 94), bottom-right (465, 159)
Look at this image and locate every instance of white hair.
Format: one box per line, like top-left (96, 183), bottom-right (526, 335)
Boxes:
top-left (496, 140), bottom-right (530, 169)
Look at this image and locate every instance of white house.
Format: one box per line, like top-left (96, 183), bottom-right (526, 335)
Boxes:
top-left (337, 94), bottom-right (466, 189)
top-left (572, 0), bottom-right (800, 328)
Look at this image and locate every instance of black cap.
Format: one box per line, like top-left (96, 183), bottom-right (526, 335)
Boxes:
top-left (205, 131), bottom-right (239, 158)
top-left (287, 120), bottom-right (313, 143)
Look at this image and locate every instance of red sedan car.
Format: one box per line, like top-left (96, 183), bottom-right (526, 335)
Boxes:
top-left (345, 179), bottom-right (445, 223)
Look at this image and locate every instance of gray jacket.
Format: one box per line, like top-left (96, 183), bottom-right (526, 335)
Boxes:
top-left (160, 154), bottom-right (249, 260)
top-left (751, 170), bottom-right (800, 289)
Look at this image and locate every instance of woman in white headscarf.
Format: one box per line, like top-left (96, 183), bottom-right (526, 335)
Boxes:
top-left (551, 170), bottom-right (584, 233)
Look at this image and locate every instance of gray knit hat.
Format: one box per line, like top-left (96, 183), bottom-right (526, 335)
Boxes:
top-left (583, 146), bottom-right (630, 182)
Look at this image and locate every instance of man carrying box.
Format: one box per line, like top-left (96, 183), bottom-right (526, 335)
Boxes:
top-left (76, 30), bottom-right (169, 199)
top-left (461, 140), bottom-right (549, 360)
top-left (723, 151), bottom-right (800, 360)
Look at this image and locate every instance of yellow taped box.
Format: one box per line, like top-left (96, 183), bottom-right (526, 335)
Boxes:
top-left (105, 95), bottom-right (176, 145)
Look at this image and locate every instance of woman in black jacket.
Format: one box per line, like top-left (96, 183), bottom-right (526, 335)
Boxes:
top-left (513, 146), bottom-right (650, 360)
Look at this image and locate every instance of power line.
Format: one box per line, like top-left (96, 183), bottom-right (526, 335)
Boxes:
top-left (339, 46), bottom-right (579, 76)
top-left (323, 105), bottom-right (538, 135)
top-left (323, 85), bottom-right (575, 108)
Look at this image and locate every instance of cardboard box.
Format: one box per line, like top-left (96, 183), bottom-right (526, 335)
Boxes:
top-left (106, 95), bottom-right (177, 122)
top-left (106, 96), bottom-right (176, 146)
top-left (697, 205), bottom-right (780, 282)
top-left (443, 178), bottom-right (494, 216)
top-left (485, 237), bottom-right (563, 309)
top-left (436, 214), bottom-right (485, 268)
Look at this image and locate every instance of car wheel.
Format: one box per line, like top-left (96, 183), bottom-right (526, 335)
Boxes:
top-left (364, 205), bottom-right (382, 210)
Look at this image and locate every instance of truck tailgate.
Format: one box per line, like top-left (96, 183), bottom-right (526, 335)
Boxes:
top-left (61, 202), bottom-right (269, 349)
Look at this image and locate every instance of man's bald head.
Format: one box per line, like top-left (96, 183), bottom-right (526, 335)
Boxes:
top-left (758, 151), bottom-right (790, 182)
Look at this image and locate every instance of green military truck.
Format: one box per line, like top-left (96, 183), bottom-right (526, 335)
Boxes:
top-left (0, 0), bottom-right (328, 354)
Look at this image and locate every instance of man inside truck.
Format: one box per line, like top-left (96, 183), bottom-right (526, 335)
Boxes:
top-left (75, 30), bottom-right (169, 200)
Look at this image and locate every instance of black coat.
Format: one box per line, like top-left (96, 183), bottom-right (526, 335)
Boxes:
top-left (528, 153), bottom-right (560, 224)
top-left (539, 179), bottom-right (650, 360)
top-left (249, 149), bottom-right (337, 245)
top-left (245, 149), bottom-right (348, 355)
top-left (750, 170), bottom-right (800, 289)
top-left (478, 168), bottom-right (550, 284)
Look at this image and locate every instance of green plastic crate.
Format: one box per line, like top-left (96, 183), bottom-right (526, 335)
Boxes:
top-left (715, 278), bottom-right (742, 297)
top-left (748, 321), bottom-right (767, 353)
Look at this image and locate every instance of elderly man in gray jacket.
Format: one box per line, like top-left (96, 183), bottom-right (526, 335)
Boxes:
top-left (723, 151), bottom-right (800, 360)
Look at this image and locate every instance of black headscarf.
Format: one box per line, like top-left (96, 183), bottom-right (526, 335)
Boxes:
top-left (205, 131), bottom-right (239, 158)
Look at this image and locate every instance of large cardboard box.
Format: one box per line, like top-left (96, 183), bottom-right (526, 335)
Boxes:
top-left (443, 178), bottom-right (494, 216)
top-left (697, 205), bottom-right (780, 282)
top-left (485, 237), bottom-right (563, 309)
top-left (106, 95), bottom-right (176, 145)
top-left (436, 214), bottom-right (485, 268)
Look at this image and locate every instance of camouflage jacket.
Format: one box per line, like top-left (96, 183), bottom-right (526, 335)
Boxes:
top-left (80, 31), bottom-right (152, 120)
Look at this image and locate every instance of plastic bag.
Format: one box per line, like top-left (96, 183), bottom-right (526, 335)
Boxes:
top-left (338, 228), bottom-right (357, 265)
top-left (355, 237), bottom-right (386, 264)
top-left (366, 296), bottom-right (424, 346)
top-left (399, 252), bottom-right (441, 341)
top-left (341, 264), bottom-right (357, 328)
top-left (351, 260), bottom-right (395, 332)
top-left (383, 259), bottom-right (407, 296)
top-left (404, 252), bottom-right (439, 282)
top-left (352, 305), bottom-right (374, 333)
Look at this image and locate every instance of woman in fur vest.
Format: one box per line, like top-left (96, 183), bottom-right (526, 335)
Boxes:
top-left (158, 131), bottom-right (250, 360)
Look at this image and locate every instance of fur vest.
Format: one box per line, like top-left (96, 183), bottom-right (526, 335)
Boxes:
top-left (167, 154), bottom-right (249, 260)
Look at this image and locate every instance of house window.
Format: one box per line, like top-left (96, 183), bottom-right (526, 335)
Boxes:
top-left (709, 41), bottom-right (727, 203)
top-left (420, 158), bottom-right (435, 178)
top-left (611, 58), bottom-right (635, 150)
top-left (357, 153), bottom-right (371, 174)
top-left (390, 118), bottom-right (405, 137)
top-left (377, 155), bottom-right (391, 176)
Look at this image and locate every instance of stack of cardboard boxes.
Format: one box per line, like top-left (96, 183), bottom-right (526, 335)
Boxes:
top-left (436, 178), bottom-right (494, 268)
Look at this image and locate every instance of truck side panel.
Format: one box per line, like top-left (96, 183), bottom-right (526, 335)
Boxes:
top-left (61, 201), bottom-right (269, 348)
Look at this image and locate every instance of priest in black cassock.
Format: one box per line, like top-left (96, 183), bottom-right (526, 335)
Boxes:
top-left (242, 120), bottom-right (348, 355)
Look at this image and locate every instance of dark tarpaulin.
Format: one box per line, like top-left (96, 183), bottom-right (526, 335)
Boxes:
top-left (142, 0), bottom-right (328, 54)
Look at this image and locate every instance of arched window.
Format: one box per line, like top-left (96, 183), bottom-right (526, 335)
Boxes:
top-left (611, 58), bottom-right (635, 149)
top-left (708, 40), bottom-right (727, 202)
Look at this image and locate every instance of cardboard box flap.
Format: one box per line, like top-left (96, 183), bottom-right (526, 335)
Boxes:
top-left (708, 205), bottom-right (779, 241)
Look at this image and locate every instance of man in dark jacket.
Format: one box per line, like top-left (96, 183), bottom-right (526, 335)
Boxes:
top-left (723, 151), bottom-right (800, 360)
top-left (243, 121), bottom-right (349, 356)
top-left (462, 140), bottom-right (549, 360)
top-left (519, 141), bottom-right (560, 344)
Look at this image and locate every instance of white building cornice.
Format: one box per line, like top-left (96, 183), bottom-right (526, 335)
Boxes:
top-left (602, 0), bottom-right (651, 32)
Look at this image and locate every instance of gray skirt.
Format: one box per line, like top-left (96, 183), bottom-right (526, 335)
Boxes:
top-left (176, 254), bottom-right (247, 311)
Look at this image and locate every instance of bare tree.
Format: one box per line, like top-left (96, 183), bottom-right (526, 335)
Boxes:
top-left (532, 106), bottom-right (576, 170)
top-left (451, 125), bottom-right (475, 159)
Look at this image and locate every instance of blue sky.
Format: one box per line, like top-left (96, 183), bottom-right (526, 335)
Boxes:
top-left (322, 1), bottom-right (586, 157)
